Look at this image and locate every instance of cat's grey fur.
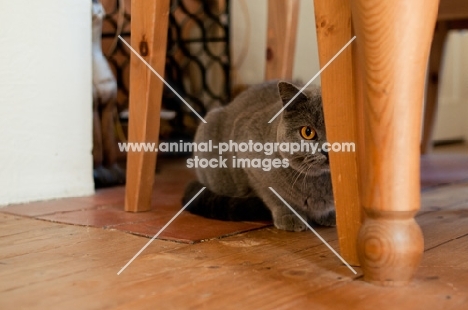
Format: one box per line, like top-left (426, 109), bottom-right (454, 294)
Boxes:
top-left (183, 81), bottom-right (335, 231)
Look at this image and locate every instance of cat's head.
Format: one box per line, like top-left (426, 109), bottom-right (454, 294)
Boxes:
top-left (276, 81), bottom-right (329, 175)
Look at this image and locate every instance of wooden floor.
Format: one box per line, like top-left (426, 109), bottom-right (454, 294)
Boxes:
top-left (1, 146), bottom-right (468, 309)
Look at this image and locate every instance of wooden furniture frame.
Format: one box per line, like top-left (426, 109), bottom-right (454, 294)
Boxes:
top-left (125, 0), bottom-right (170, 213)
top-left (125, 0), bottom-right (441, 285)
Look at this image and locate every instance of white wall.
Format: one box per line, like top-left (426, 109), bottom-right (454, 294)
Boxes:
top-left (433, 30), bottom-right (468, 142)
top-left (231, 0), bottom-right (320, 86)
top-left (0, 0), bottom-right (94, 205)
top-left (462, 31), bottom-right (468, 140)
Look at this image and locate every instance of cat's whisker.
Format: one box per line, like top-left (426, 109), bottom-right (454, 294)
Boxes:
top-left (291, 156), bottom-right (308, 190)
top-left (291, 163), bottom-right (304, 188)
top-left (302, 165), bottom-right (313, 192)
top-left (300, 155), bottom-right (317, 190)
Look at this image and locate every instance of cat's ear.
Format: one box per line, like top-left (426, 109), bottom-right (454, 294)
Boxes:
top-left (278, 82), bottom-right (308, 110)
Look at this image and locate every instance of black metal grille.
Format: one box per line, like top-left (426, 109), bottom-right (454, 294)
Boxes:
top-left (101, 0), bottom-right (231, 124)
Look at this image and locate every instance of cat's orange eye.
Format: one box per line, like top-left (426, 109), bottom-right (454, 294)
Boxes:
top-left (300, 126), bottom-right (316, 140)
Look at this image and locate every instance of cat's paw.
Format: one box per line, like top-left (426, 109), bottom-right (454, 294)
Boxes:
top-left (274, 214), bottom-right (306, 232)
top-left (312, 210), bottom-right (336, 227)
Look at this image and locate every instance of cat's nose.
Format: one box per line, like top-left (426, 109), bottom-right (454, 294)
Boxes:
top-left (321, 148), bottom-right (329, 164)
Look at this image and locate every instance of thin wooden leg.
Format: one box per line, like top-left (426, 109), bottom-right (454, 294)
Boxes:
top-left (313, 0), bottom-right (361, 266)
top-left (421, 21), bottom-right (449, 154)
top-left (125, 0), bottom-right (170, 212)
top-left (92, 107), bottom-right (103, 168)
top-left (351, 0), bottom-right (439, 285)
top-left (265, 0), bottom-right (299, 80)
top-left (101, 101), bottom-right (117, 166)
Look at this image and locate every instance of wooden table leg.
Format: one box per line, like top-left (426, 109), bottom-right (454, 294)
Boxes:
top-left (125, 0), bottom-right (170, 212)
top-left (314, 0), bottom-right (361, 266)
top-left (265, 0), bottom-right (300, 80)
top-left (351, 0), bottom-right (439, 285)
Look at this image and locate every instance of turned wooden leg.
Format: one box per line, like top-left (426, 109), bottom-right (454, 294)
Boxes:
top-left (421, 21), bottom-right (448, 154)
top-left (125, 0), bottom-right (170, 212)
top-left (101, 100), bottom-right (117, 166)
top-left (92, 108), bottom-right (104, 168)
top-left (351, 0), bottom-right (439, 285)
top-left (313, 0), bottom-right (361, 266)
top-left (265, 0), bottom-right (299, 80)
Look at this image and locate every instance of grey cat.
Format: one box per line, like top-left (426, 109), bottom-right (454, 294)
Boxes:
top-left (182, 81), bottom-right (335, 231)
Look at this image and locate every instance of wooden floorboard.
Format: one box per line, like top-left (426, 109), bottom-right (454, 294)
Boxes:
top-left (1, 182), bottom-right (468, 309)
